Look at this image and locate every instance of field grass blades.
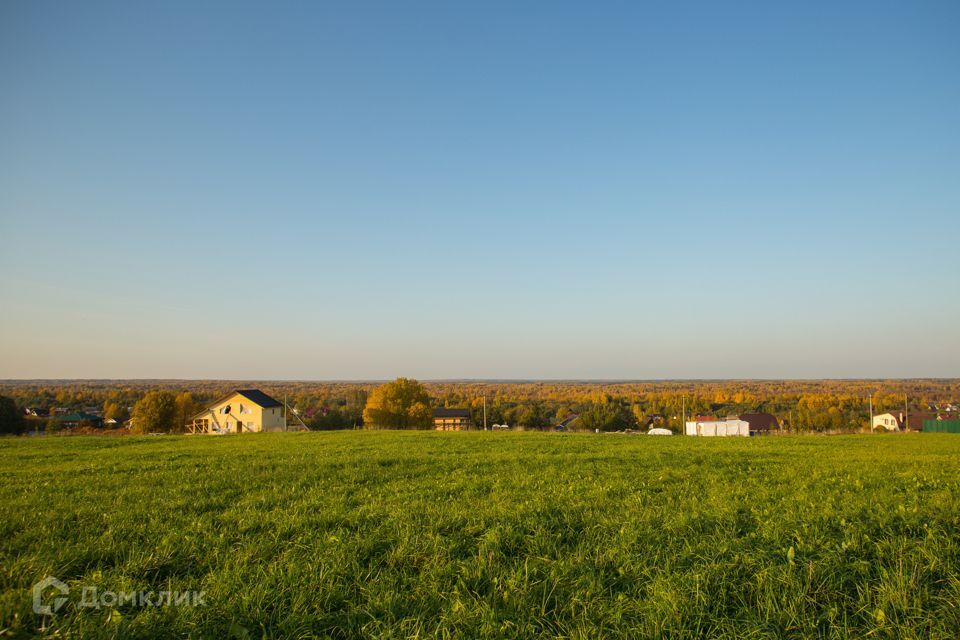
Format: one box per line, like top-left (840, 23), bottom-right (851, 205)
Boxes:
top-left (2, 432), bottom-right (959, 638)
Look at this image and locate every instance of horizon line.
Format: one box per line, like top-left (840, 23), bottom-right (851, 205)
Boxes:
top-left (2, 377), bottom-right (958, 384)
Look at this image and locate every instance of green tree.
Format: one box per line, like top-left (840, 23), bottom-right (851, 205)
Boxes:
top-left (0, 395), bottom-right (26, 435)
top-left (579, 401), bottom-right (635, 432)
top-left (362, 378), bottom-right (433, 429)
top-left (130, 391), bottom-right (177, 434)
top-left (518, 403), bottom-right (551, 428)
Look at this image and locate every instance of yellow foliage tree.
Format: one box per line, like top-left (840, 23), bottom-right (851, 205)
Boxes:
top-left (362, 378), bottom-right (433, 429)
top-left (130, 390), bottom-right (177, 434)
top-left (174, 391), bottom-right (200, 434)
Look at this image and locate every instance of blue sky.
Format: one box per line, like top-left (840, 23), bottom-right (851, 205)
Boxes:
top-left (1, 0), bottom-right (958, 379)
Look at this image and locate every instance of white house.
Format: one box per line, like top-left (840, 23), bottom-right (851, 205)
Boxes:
top-left (685, 419), bottom-right (750, 437)
top-left (872, 412), bottom-right (904, 432)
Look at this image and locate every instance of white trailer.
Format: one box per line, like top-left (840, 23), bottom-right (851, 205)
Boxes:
top-left (685, 419), bottom-right (750, 437)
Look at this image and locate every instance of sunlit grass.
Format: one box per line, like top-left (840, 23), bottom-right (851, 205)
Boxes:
top-left (1, 432), bottom-right (959, 638)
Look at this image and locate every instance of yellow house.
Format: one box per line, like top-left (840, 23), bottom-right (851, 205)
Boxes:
top-left (189, 389), bottom-right (288, 434)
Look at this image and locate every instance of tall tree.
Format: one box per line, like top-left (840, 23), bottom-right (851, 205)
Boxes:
top-left (362, 378), bottom-right (433, 429)
top-left (130, 391), bottom-right (177, 434)
top-left (631, 404), bottom-right (647, 427)
top-left (518, 403), bottom-right (551, 428)
top-left (0, 395), bottom-right (26, 435)
top-left (174, 392), bottom-right (200, 434)
top-left (345, 389), bottom-right (368, 428)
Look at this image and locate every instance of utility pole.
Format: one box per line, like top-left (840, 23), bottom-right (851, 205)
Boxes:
top-left (682, 395), bottom-right (686, 436)
top-left (483, 395), bottom-right (487, 431)
top-left (904, 394), bottom-right (909, 432)
top-left (283, 394), bottom-right (288, 432)
top-left (869, 394), bottom-right (873, 433)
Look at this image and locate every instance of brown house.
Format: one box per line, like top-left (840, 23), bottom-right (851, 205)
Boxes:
top-left (908, 412), bottom-right (936, 431)
top-left (433, 408), bottom-right (472, 431)
top-left (739, 412), bottom-right (779, 434)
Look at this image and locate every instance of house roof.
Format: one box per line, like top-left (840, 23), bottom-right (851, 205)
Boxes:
top-left (57, 411), bottom-right (101, 422)
top-left (560, 413), bottom-right (581, 428)
top-left (235, 389), bottom-right (282, 408)
top-left (433, 408), bottom-right (471, 418)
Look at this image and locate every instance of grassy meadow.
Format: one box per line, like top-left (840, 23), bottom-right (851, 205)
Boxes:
top-left (2, 431), bottom-right (959, 638)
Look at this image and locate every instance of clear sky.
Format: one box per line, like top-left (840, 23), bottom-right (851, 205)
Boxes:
top-left (1, 0), bottom-right (958, 380)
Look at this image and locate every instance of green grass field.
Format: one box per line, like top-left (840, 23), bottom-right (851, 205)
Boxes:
top-left (2, 432), bottom-right (959, 639)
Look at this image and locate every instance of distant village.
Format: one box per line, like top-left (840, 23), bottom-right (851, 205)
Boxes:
top-left (15, 388), bottom-right (960, 436)
top-left (682, 407), bottom-right (960, 436)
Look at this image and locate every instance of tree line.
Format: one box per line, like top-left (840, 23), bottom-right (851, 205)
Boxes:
top-left (1, 378), bottom-right (957, 434)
